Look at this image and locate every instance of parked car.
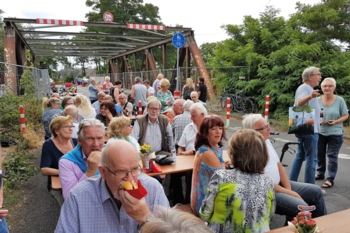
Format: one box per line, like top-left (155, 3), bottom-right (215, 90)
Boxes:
top-left (74, 77), bottom-right (88, 85)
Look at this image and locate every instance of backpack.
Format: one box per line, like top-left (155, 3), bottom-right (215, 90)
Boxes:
top-left (183, 87), bottom-right (192, 100)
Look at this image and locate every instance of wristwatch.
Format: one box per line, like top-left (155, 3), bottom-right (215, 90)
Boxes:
top-left (137, 215), bottom-right (153, 231)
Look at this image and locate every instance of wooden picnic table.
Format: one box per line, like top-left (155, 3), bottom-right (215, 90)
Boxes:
top-left (267, 208), bottom-right (350, 233)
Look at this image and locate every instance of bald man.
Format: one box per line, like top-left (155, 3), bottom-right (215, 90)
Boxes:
top-left (56, 140), bottom-right (169, 233)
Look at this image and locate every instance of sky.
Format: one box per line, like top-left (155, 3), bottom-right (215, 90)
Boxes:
top-left (2, 0), bottom-right (322, 46)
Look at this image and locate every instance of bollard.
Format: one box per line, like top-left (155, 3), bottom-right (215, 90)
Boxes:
top-left (174, 90), bottom-right (180, 100)
top-left (265, 95), bottom-right (270, 121)
top-left (225, 97), bottom-right (231, 129)
top-left (138, 100), bottom-right (143, 115)
top-left (19, 105), bottom-right (26, 134)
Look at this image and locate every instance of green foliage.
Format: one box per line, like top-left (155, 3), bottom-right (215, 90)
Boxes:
top-left (3, 153), bottom-right (38, 190)
top-left (207, 3), bottom-right (350, 118)
top-left (0, 93), bottom-right (42, 141)
top-left (64, 74), bottom-right (74, 83)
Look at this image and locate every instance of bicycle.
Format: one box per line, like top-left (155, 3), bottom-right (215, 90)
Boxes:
top-left (210, 88), bottom-right (235, 112)
top-left (234, 91), bottom-right (256, 113)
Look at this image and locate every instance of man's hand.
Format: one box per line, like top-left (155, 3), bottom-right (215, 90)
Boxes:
top-left (310, 89), bottom-right (320, 99)
top-left (288, 190), bottom-right (303, 200)
top-left (0, 209), bottom-right (8, 222)
top-left (86, 151), bottom-right (101, 177)
top-left (117, 190), bottom-right (151, 224)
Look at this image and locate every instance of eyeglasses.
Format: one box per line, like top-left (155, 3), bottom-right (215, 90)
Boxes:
top-left (255, 124), bottom-right (270, 131)
top-left (322, 85), bottom-right (334, 88)
top-left (61, 125), bottom-right (75, 129)
top-left (310, 73), bottom-right (322, 77)
top-left (148, 107), bottom-right (160, 112)
top-left (105, 166), bottom-right (140, 178)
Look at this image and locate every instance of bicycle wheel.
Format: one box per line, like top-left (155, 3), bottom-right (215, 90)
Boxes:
top-left (242, 98), bottom-right (255, 113)
top-left (210, 96), bottom-right (225, 112)
top-left (234, 97), bottom-right (244, 113)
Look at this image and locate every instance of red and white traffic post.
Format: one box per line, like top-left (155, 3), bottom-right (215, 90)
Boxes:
top-left (265, 95), bottom-right (270, 121)
top-left (174, 90), bottom-right (180, 100)
top-left (225, 98), bottom-right (231, 129)
top-left (138, 101), bottom-right (143, 115)
top-left (19, 105), bottom-right (26, 134)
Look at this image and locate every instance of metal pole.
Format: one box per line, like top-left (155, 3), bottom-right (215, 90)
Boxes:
top-left (176, 48), bottom-right (180, 90)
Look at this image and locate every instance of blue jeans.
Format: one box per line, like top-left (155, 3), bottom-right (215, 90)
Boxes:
top-left (317, 134), bottom-right (343, 183)
top-left (0, 217), bottom-right (9, 233)
top-left (290, 133), bottom-right (318, 184)
top-left (275, 181), bottom-right (327, 221)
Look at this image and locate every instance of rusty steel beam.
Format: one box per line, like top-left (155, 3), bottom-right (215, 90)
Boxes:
top-left (145, 49), bottom-right (158, 78)
top-left (3, 21), bottom-right (18, 94)
top-left (162, 44), bottom-right (167, 69)
top-left (29, 45), bottom-right (129, 50)
top-left (187, 34), bottom-right (213, 99)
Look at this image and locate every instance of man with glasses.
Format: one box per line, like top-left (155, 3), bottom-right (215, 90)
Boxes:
top-left (132, 99), bottom-right (174, 155)
top-left (55, 140), bottom-right (169, 233)
top-left (242, 114), bottom-right (327, 224)
top-left (59, 118), bottom-right (105, 199)
top-left (290, 67), bottom-right (322, 184)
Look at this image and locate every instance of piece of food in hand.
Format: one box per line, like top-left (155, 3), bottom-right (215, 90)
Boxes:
top-left (119, 180), bottom-right (148, 199)
top-left (119, 181), bottom-right (138, 190)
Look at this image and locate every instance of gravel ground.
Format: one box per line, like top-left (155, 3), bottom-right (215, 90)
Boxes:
top-left (6, 148), bottom-right (60, 233)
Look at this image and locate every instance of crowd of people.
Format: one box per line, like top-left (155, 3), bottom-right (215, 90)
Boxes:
top-left (35, 68), bottom-right (348, 232)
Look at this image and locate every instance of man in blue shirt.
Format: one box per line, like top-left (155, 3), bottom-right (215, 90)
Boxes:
top-left (55, 140), bottom-right (169, 233)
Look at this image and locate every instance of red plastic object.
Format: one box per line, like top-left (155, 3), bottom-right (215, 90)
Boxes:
top-left (126, 180), bottom-right (148, 199)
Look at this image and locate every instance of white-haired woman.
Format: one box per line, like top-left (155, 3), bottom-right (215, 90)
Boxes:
top-left (316, 77), bottom-right (348, 188)
top-left (75, 94), bottom-right (97, 119)
top-left (88, 77), bottom-right (99, 104)
top-left (157, 79), bottom-right (174, 113)
top-left (100, 76), bottom-right (113, 94)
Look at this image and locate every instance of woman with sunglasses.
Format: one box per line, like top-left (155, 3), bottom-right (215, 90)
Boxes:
top-left (40, 116), bottom-right (78, 206)
top-left (107, 116), bottom-right (140, 159)
top-left (191, 115), bottom-right (226, 216)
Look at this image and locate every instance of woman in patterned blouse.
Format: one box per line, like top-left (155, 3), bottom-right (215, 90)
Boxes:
top-left (157, 78), bottom-right (174, 113)
top-left (200, 129), bottom-right (275, 233)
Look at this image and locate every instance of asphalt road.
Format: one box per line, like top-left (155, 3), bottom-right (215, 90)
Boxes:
top-left (7, 85), bottom-right (350, 232)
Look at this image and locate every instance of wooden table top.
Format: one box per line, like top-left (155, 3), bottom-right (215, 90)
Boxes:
top-left (146, 155), bottom-right (195, 176)
top-left (267, 208), bottom-right (350, 233)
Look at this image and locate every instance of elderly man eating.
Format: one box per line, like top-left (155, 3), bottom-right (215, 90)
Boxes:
top-left (55, 140), bottom-right (169, 233)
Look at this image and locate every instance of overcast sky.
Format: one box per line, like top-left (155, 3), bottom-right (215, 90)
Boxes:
top-left (3, 0), bottom-right (322, 46)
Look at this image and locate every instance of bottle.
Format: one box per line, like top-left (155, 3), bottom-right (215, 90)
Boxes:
top-left (145, 154), bottom-right (150, 171)
top-left (172, 149), bottom-right (176, 162)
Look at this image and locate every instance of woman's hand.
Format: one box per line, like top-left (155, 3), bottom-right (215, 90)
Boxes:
top-left (327, 120), bottom-right (337, 126)
top-left (167, 99), bottom-right (172, 106)
top-left (106, 110), bottom-right (113, 120)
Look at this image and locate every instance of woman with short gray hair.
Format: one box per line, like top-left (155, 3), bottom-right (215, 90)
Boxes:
top-left (316, 77), bottom-right (348, 188)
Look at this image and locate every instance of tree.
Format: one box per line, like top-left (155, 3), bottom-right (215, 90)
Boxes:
top-left (0, 9), bottom-right (4, 62)
top-left (208, 4), bottom-right (350, 119)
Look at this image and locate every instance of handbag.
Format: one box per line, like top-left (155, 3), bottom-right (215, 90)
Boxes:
top-left (288, 105), bottom-right (315, 134)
